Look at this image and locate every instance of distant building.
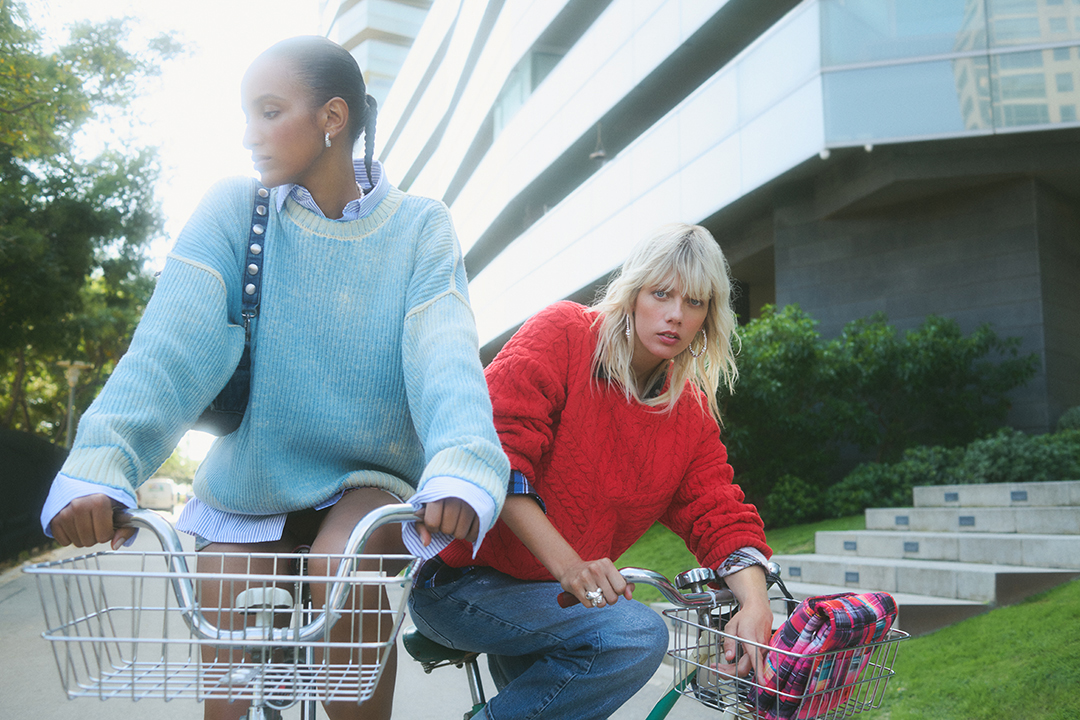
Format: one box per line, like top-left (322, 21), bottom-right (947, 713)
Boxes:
top-left (319, 0), bottom-right (433, 107)
top-left (368, 0), bottom-right (1080, 433)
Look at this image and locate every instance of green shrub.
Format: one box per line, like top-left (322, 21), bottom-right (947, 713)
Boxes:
top-left (1058, 406), bottom-right (1080, 432)
top-left (721, 305), bottom-right (1037, 517)
top-left (825, 445), bottom-right (964, 516)
top-left (761, 475), bottom-right (822, 528)
top-left (823, 429), bottom-right (1080, 516)
top-left (961, 428), bottom-right (1080, 485)
top-left (830, 314), bottom-right (1038, 463)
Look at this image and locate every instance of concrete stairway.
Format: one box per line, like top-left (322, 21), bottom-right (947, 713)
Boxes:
top-left (769, 480), bottom-right (1080, 636)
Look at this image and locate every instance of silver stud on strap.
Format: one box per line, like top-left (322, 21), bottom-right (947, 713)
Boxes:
top-left (247, 264), bottom-right (259, 275)
top-left (250, 243), bottom-right (262, 255)
top-left (253, 224), bottom-right (264, 234)
top-left (245, 283), bottom-right (256, 295)
top-left (256, 204), bottom-right (267, 216)
top-left (258, 187), bottom-right (269, 198)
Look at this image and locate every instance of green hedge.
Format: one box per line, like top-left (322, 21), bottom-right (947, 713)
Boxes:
top-left (1058, 406), bottom-right (1080, 432)
top-left (824, 428), bottom-right (1080, 516)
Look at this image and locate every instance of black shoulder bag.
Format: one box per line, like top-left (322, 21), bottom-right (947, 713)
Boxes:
top-left (193, 183), bottom-right (270, 435)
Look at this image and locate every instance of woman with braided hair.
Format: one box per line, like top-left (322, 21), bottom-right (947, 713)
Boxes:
top-left (41, 35), bottom-right (508, 720)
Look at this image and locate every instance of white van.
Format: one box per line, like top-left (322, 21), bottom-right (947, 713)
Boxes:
top-left (137, 478), bottom-right (180, 512)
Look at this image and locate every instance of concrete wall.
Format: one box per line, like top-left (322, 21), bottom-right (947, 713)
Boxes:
top-left (1036, 183), bottom-right (1080, 427)
top-left (772, 177), bottom-right (1059, 433)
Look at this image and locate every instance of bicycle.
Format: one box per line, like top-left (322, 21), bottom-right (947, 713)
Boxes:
top-left (402, 565), bottom-right (908, 720)
top-left (24, 503), bottom-right (420, 720)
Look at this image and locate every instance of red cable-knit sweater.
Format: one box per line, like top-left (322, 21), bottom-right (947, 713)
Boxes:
top-left (439, 301), bottom-right (770, 580)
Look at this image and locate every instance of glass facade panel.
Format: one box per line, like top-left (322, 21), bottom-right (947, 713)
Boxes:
top-left (987, 0), bottom-right (1080, 47)
top-left (824, 58), bottom-right (991, 142)
top-left (991, 47), bottom-right (1080, 127)
top-left (821, 0), bottom-right (985, 65)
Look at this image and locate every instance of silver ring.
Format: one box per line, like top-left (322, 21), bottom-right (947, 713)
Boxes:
top-left (585, 589), bottom-right (604, 605)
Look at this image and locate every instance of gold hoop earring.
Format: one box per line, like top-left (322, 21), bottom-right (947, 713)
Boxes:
top-left (624, 314), bottom-right (632, 339)
top-left (689, 329), bottom-right (707, 358)
top-left (325, 132), bottom-right (332, 148)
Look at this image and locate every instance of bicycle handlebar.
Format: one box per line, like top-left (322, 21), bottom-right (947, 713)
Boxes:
top-left (555, 567), bottom-right (735, 609)
top-left (113, 503), bottom-right (419, 646)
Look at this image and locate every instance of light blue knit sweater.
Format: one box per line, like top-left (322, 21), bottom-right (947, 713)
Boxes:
top-left (60, 177), bottom-right (508, 516)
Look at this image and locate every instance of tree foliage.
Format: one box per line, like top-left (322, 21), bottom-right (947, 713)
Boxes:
top-left (720, 305), bottom-right (1038, 523)
top-left (0, 1), bottom-right (180, 440)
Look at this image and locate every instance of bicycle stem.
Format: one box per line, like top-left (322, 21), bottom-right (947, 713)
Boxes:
top-left (114, 503), bottom-right (419, 645)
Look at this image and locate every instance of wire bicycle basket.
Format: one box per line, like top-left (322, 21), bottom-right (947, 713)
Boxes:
top-left (24, 505), bottom-right (419, 710)
top-left (665, 599), bottom-right (907, 720)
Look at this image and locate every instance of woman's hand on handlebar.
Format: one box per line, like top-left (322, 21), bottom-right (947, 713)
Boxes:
top-left (557, 557), bottom-right (634, 609)
top-left (50, 493), bottom-right (137, 550)
top-left (715, 564), bottom-right (772, 678)
top-left (414, 497), bottom-right (479, 546)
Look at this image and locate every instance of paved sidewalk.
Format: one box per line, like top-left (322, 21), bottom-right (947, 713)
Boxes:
top-left (1, 521), bottom-right (715, 720)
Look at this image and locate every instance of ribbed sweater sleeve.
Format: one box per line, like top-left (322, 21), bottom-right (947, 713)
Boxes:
top-left (660, 410), bottom-right (770, 568)
top-left (59, 178), bottom-right (251, 496)
top-left (483, 304), bottom-right (571, 482)
top-left (400, 201), bottom-right (508, 511)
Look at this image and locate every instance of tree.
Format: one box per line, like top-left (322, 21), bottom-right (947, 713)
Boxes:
top-left (832, 313), bottom-right (1038, 463)
top-left (0, 1), bottom-right (181, 440)
top-left (719, 305), bottom-right (1037, 522)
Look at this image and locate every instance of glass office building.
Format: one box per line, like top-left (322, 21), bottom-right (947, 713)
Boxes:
top-left (351, 0), bottom-right (1080, 432)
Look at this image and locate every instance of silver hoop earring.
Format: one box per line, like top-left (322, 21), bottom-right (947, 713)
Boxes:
top-left (624, 314), bottom-right (632, 339)
top-left (689, 329), bottom-right (707, 358)
top-left (325, 132), bottom-right (332, 148)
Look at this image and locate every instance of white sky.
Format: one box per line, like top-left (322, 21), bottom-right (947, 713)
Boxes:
top-left (30, 0), bottom-right (323, 460)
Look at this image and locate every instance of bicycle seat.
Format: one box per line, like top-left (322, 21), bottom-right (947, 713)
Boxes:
top-left (402, 625), bottom-right (476, 665)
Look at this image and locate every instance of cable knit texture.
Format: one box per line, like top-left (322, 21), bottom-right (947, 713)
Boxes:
top-left (60, 176), bottom-right (508, 515)
top-left (439, 301), bottom-right (769, 579)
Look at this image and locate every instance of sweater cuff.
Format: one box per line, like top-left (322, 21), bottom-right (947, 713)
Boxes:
top-left (402, 476), bottom-right (496, 560)
top-left (40, 473), bottom-right (137, 542)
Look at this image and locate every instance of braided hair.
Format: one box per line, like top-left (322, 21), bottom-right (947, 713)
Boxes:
top-left (261, 36), bottom-right (378, 186)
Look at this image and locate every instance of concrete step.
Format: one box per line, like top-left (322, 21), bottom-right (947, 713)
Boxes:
top-left (770, 553), bottom-right (1078, 604)
top-left (814, 530), bottom-right (1080, 569)
top-left (865, 506), bottom-right (1080, 534)
top-left (773, 580), bottom-right (988, 636)
top-left (913, 480), bottom-right (1080, 508)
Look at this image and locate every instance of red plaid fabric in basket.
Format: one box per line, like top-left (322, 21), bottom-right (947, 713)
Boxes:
top-left (746, 592), bottom-right (897, 720)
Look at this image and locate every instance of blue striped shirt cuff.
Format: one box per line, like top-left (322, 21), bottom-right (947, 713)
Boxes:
top-left (509, 470), bottom-right (545, 513)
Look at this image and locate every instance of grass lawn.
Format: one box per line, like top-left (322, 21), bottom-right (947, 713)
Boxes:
top-left (618, 517), bottom-right (1080, 720)
top-left (863, 578), bottom-right (1080, 720)
top-left (617, 515), bottom-right (865, 603)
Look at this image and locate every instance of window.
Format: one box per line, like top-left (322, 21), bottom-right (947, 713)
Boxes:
top-left (1054, 46), bottom-right (1072, 60)
top-left (1061, 104), bottom-right (1077, 120)
top-left (996, 50), bottom-right (1044, 68)
top-left (998, 72), bottom-right (1048, 98)
top-left (1049, 17), bottom-right (1068, 33)
top-left (1000, 103), bottom-right (1051, 125)
top-left (1057, 72), bottom-right (1075, 91)
top-left (491, 50), bottom-right (565, 139)
top-left (991, 18), bottom-right (1041, 43)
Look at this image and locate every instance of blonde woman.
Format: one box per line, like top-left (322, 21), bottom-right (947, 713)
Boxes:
top-left (408, 224), bottom-right (773, 720)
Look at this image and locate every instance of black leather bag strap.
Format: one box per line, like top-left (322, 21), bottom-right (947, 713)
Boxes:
top-left (241, 183), bottom-right (271, 340)
top-left (192, 182), bottom-right (269, 435)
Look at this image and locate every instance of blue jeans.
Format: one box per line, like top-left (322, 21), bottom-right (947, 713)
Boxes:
top-left (408, 566), bottom-right (669, 720)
